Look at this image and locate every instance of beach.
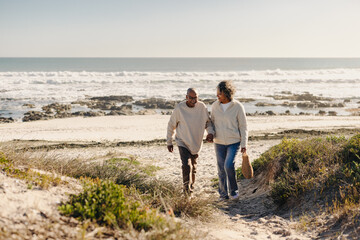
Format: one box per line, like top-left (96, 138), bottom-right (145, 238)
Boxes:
top-left (1, 114), bottom-right (360, 239)
top-left (1, 115), bottom-right (360, 142)
top-left (1, 56), bottom-right (360, 239)
top-left (2, 0), bottom-right (360, 237)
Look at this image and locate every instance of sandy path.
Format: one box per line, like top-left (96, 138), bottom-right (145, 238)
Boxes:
top-left (115, 141), bottom-right (314, 239)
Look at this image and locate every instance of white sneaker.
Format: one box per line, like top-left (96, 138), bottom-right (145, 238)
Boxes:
top-left (230, 193), bottom-right (239, 200)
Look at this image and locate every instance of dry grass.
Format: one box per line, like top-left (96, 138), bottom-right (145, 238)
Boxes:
top-left (0, 142), bottom-right (215, 239)
top-left (249, 134), bottom-right (360, 238)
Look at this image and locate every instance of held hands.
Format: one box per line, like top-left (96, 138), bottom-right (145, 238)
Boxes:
top-left (206, 133), bottom-right (214, 143)
top-left (167, 145), bottom-right (174, 152)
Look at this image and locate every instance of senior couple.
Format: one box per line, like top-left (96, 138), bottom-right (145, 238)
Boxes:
top-left (167, 80), bottom-right (248, 200)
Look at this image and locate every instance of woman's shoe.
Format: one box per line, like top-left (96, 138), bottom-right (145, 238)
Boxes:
top-left (230, 193), bottom-right (239, 200)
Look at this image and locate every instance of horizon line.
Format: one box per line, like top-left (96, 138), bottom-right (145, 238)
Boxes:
top-left (1, 57), bottom-right (360, 59)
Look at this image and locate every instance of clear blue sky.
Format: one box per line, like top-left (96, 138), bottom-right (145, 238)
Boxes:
top-left (1, 0), bottom-right (359, 57)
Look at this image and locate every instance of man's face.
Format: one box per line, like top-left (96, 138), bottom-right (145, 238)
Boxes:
top-left (186, 91), bottom-right (198, 108)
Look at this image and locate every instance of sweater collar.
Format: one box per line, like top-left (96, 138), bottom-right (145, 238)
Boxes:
top-left (217, 100), bottom-right (234, 106)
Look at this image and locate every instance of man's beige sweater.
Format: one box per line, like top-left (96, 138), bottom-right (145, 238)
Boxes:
top-left (167, 101), bottom-right (214, 155)
top-left (211, 100), bottom-right (248, 148)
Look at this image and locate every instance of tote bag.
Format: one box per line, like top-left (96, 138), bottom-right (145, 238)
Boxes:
top-left (242, 153), bottom-right (254, 179)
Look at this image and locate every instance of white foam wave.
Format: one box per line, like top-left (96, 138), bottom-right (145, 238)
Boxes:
top-left (1, 68), bottom-right (360, 80)
top-left (1, 69), bottom-right (360, 119)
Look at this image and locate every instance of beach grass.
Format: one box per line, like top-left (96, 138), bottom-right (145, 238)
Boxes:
top-left (0, 152), bottom-right (65, 190)
top-left (5, 132), bottom-right (360, 238)
top-left (0, 145), bottom-right (214, 239)
top-left (250, 134), bottom-right (360, 205)
top-left (58, 179), bottom-right (175, 232)
top-left (240, 133), bottom-right (360, 236)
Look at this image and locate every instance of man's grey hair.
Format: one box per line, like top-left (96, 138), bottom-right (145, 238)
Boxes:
top-left (187, 88), bottom-right (197, 95)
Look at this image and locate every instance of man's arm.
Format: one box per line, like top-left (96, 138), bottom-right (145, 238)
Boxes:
top-left (205, 108), bottom-right (214, 143)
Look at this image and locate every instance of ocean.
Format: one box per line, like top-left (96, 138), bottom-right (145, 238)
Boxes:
top-left (1, 58), bottom-right (360, 120)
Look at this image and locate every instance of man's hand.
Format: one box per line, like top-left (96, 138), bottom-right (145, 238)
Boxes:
top-left (241, 147), bottom-right (247, 154)
top-left (206, 133), bottom-right (214, 143)
top-left (167, 145), bottom-right (174, 152)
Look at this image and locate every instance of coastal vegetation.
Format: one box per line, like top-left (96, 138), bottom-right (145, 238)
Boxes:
top-left (237, 133), bottom-right (360, 237)
top-left (0, 147), bottom-right (213, 239)
top-left (2, 132), bottom-right (360, 238)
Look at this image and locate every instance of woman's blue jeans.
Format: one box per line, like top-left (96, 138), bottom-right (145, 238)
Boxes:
top-left (215, 142), bottom-right (240, 197)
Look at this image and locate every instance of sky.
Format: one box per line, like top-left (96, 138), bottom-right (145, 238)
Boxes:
top-left (1, 0), bottom-right (360, 57)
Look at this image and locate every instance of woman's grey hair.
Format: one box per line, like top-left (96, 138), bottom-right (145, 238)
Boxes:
top-left (217, 80), bottom-right (236, 101)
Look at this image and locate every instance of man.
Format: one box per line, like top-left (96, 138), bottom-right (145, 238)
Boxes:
top-left (167, 88), bottom-right (214, 196)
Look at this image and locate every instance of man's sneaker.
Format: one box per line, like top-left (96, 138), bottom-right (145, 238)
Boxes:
top-left (230, 193), bottom-right (239, 200)
top-left (217, 195), bottom-right (229, 201)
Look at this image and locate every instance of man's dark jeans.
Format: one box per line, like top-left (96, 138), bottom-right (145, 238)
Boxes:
top-left (178, 146), bottom-right (198, 195)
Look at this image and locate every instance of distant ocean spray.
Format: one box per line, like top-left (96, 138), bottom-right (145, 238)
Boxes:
top-left (1, 58), bottom-right (360, 120)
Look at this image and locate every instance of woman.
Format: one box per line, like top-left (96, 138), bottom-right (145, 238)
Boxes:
top-left (211, 80), bottom-right (248, 200)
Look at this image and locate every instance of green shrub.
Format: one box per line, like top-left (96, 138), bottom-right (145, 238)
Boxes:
top-left (239, 134), bottom-right (360, 240)
top-left (259, 134), bottom-right (360, 205)
top-left (342, 134), bottom-right (360, 163)
top-left (237, 139), bottom-right (303, 180)
top-left (0, 152), bottom-right (8, 164)
top-left (256, 138), bottom-right (302, 172)
top-left (106, 157), bottom-right (161, 177)
top-left (339, 134), bottom-right (360, 202)
top-left (250, 136), bottom-right (349, 205)
top-left (59, 180), bottom-right (166, 231)
top-left (2, 146), bottom-right (213, 223)
top-left (107, 157), bottom-right (140, 166)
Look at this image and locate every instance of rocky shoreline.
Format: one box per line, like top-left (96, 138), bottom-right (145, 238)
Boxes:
top-left (1, 92), bottom-right (359, 124)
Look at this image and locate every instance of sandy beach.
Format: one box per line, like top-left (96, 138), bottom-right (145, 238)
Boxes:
top-left (1, 114), bottom-right (360, 239)
top-left (1, 115), bottom-right (360, 142)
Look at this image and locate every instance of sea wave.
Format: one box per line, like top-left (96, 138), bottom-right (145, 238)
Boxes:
top-left (1, 68), bottom-right (360, 80)
top-left (1, 69), bottom-right (359, 110)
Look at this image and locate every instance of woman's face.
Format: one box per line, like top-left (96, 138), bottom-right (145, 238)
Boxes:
top-left (217, 89), bottom-right (229, 104)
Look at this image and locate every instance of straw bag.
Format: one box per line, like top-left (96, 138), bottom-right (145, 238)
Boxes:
top-left (242, 153), bottom-right (253, 179)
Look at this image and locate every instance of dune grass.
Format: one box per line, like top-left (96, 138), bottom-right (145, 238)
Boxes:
top-left (239, 133), bottom-right (360, 237)
top-left (0, 152), bottom-right (65, 189)
top-left (0, 145), bottom-right (214, 239)
top-left (248, 134), bottom-right (360, 205)
top-left (58, 179), bottom-right (171, 232)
